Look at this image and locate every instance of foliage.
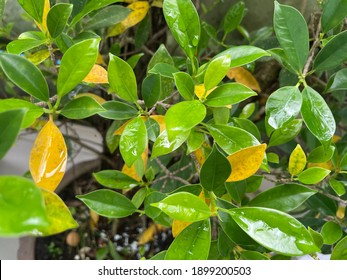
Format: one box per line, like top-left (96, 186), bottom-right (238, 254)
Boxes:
top-left (0, 0), bottom-right (346, 260)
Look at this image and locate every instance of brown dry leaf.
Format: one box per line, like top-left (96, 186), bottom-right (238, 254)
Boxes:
top-left (29, 118), bottom-right (67, 192)
top-left (83, 64), bottom-right (108, 84)
top-left (76, 93), bottom-right (106, 105)
top-left (226, 144), bottom-right (267, 182)
top-left (107, 1), bottom-right (150, 37)
top-left (227, 67), bottom-right (261, 92)
top-left (150, 115), bottom-right (166, 133)
top-left (138, 223), bottom-right (164, 245)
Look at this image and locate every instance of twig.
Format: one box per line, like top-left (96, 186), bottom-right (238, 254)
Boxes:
top-left (35, 95), bottom-right (59, 108)
top-left (148, 91), bottom-right (178, 115)
top-left (303, 16), bottom-right (321, 76)
top-left (153, 158), bottom-right (191, 186)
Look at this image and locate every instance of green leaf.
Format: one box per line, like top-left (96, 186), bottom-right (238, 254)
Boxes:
top-left (206, 124), bottom-right (260, 155)
top-left (0, 54), bottom-right (49, 102)
top-left (165, 100), bottom-right (206, 141)
top-left (247, 184), bottom-right (317, 212)
top-left (98, 101), bottom-right (138, 120)
top-left (200, 145), bottom-right (231, 192)
top-left (151, 192), bottom-right (211, 222)
top-left (119, 117), bottom-right (147, 166)
top-left (298, 167), bottom-right (330, 185)
top-left (108, 54), bottom-right (138, 103)
top-left (127, 53), bottom-right (144, 69)
top-left (213, 107), bottom-right (230, 125)
top-left (0, 109), bottom-right (26, 160)
top-left (40, 189), bottom-right (78, 236)
top-left (204, 55), bottom-right (231, 91)
top-left (321, 0), bottom-right (347, 33)
top-left (232, 118), bottom-right (261, 141)
top-left (85, 5), bottom-right (130, 30)
top-left (266, 86), bottom-right (302, 129)
top-left (173, 72), bottom-right (195, 101)
top-left (18, 0), bottom-right (45, 23)
top-left (70, 0), bottom-right (122, 27)
top-left (148, 63), bottom-right (179, 78)
top-left (151, 130), bottom-right (190, 158)
top-left (93, 170), bottom-right (140, 189)
top-left (268, 119), bottom-right (302, 147)
top-left (314, 30), bottom-right (347, 72)
top-left (329, 178), bottom-right (346, 196)
top-left (273, 1), bottom-right (309, 73)
top-left (240, 250), bottom-right (270, 260)
top-left (57, 38), bottom-right (100, 97)
top-left (163, 0), bottom-right (200, 61)
top-left (7, 38), bottom-right (47, 55)
top-left (239, 103), bottom-right (255, 119)
top-left (216, 46), bottom-right (270, 68)
top-left (223, 1), bottom-right (245, 34)
top-left (165, 220), bottom-right (211, 260)
top-left (308, 227), bottom-right (324, 249)
top-left (228, 207), bottom-right (320, 256)
top-left (321, 221), bottom-right (342, 245)
top-left (0, 176), bottom-right (49, 236)
top-left (329, 68), bottom-right (347, 92)
top-left (61, 96), bottom-right (105, 119)
top-left (331, 235), bottom-right (347, 260)
top-left (186, 130), bottom-right (205, 154)
top-left (144, 191), bottom-right (172, 227)
top-left (142, 74), bottom-right (161, 108)
top-left (0, 99), bottom-right (44, 129)
top-left (268, 48), bottom-right (297, 74)
top-left (301, 86), bottom-right (335, 142)
top-left (205, 83), bottom-right (257, 107)
top-left (77, 189), bottom-right (137, 218)
top-left (308, 145), bottom-right (335, 163)
top-left (267, 152), bottom-right (279, 164)
top-left (226, 176), bottom-right (263, 202)
top-left (47, 4), bottom-right (73, 38)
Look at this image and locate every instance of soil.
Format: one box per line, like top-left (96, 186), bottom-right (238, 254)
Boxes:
top-left (34, 174), bottom-right (173, 260)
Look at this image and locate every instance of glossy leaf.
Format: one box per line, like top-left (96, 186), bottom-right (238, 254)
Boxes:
top-left (18, 0), bottom-right (45, 23)
top-left (247, 184), bottom-right (317, 212)
top-left (0, 54), bottom-right (49, 102)
top-left (329, 178), bottom-right (346, 196)
top-left (150, 115), bottom-right (166, 134)
top-left (0, 176), bottom-right (48, 237)
top-left (321, 221), bottom-right (342, 245)
top-left (165, 220), bottom-right (211, 260)
top-left (40, 189), bottom-right (78, 236)
top-left (7, 38), bottom-right (47, 55)
top-left (93, 170), bottom-right (140, 189)
top-left (85, 5), bottom-right (130, 30)
top-left (213, 107), bottom-right (230, 125)
top-left (216, 46), bottom-right (270, 68)
top-left (205, 83), bottom-right (257, 107)
top-left (229, 207), bottom-right (320, 256)
top-left (98, 101), bottom-right (138, 120)
top-left (223, 1), bottom-right (245, 34)
top-left (151, 192), bottom-right (211, 222)
top-left (77, 190), bottom-right (137, 218)
top-left (83, 64), bottom-right (108, 84)
top-left (207, 124), bottom-right (260, 155)
top-left (76, 93), bottom-right (106, 105)
top-left (204, 55), bottom-right (231, 91)
top-left (331, 235), bottom-right (347, 260)
top-left (0, 109), bottom-right (26, 160)
top-left (301, 86), bottom-right (335, 142)
top-left (321, 0), bottom-right (347, 32)
top-left (289, 144), bottom-right (306, 176)
top-left (268, 119), bottom-right (302, 147)
top-left (239, 103), bottom-right (255, 119)
top-left (142, 74), bottom-right (161, 108)
top-left (0, 99), bottom-right (44, 129)
top-left (165, 100), bottom-right (206, 141)
top-left (298, 167), bottom-right (330, 185)
top-left (226, 144), bottom-right (267, 182)
top-left (173, 72), bottom-right (194, 100)
top-left (273, 1), bottom-right (309, 73)
top-left (120, 117), bottom-right (147, 166)
top-left (144, 192), bottom-right (172, 227)
top-left (308, 145), bottom-right (335, 163)
top-left (47, 4), bottom-right (73, 38)
top-left (187, 130), bottom-right (205, 154)
top-left (29, 119), bottom-right (67, 192)
top-left (61, 96), bottom-right (105, 119)
top-left (329, 68), bottom-right (347, 92)
top-left (163, 0), bottom-right (200, 61)
top-left (148, 63), bottom-right (179, 78)
top-left (232, 117), bottom-right (261, 141)
top-left (57, 39), bottom-right (100, 97)
top-left (314, 30), bottom-right (347, 72)
top-left (266, 86), bottom-right (302, 129)
top-left (108, 54), bottom-right (138, 102)
top-left (200, 145), bottom-right (231, 192)
top-left (227, 67), bottom-right (261, 92)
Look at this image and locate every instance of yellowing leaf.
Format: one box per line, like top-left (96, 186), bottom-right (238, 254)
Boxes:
top-left (76, 93), bottom-right (106, 105)
top-left (193, 147), bottom-right (206, 169)
top-left (333, 135), bottom-right (341, 143)
top-left (96, 53), bottom-right (106, 66)
top-left (150, 115), bottom-right (166, 133)
top-left (336, 205), bottom-right (345, 220)
top-left (288, 144), bottom-right (306, 176)
top-left (172, 219), bottom-right (192, 237)
top-left (138, 223), bottom-right (164, 245)
top-left (107, 1), bottom-right (150, 37)
top-left (83, 64), bottom-right (108, 84)
top-left (26, 49), bottom-right (51, 65)
top-left (227, 67), bottom-right (261, 92)
top-left (307, 161), bottom-right (334, 171)
top-left (42, 0), bottom-right (50, 33)
top-left (194, 84), bottom-right (215, 100)
top-left (29, 119), bottom-right (67, 192)
top-left (89, 210), bottom-right (99, 231)
top-left (122, 146), bottom-right (148, 181)
top-left (226, 144), bottom-right (267, 182)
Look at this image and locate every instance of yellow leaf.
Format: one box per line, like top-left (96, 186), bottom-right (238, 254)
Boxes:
top-left (194, 84), bottom-right (215, 100)
top-left (336, 205), bottom-right (345, 220)
top-left (227, 67), bottom-right (261, 92)
top-left (122, 146), bottom-right (148, 181)
top-left (172, 220), bottom-right (192, 237)
top-left (26, 49), bottom-right (51, 65)
top-left (333, 135), bottom-right (341, 143)
top-left (29, 119), bottom-right (67, 192)
top-left (42, 0), bottom-right (50, 33)
top-left (193, 147), bottom-right (206, 168)
top-left (226, 144), bottom-right (267, 182)
top-left (76, 93), bottom-right (106, 105)
top-left (307, 161), bottom-right (334, 171)
top-left (83, 64), bottom-right (108, 84)
top-left (152, 0), bottom-right (163, 8)
top-left (96, 53), bottom-right (106, 66)
top-left (107, 1), bottom-right (150, 37)
top-left (138, 223), bottom-right (164, 245)
top-left (150, 115), bottom-right (166, 133)
top-left (288, 144), bottom-right (306, 176)
top-left (89, 210), bottom-right (99, 231)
